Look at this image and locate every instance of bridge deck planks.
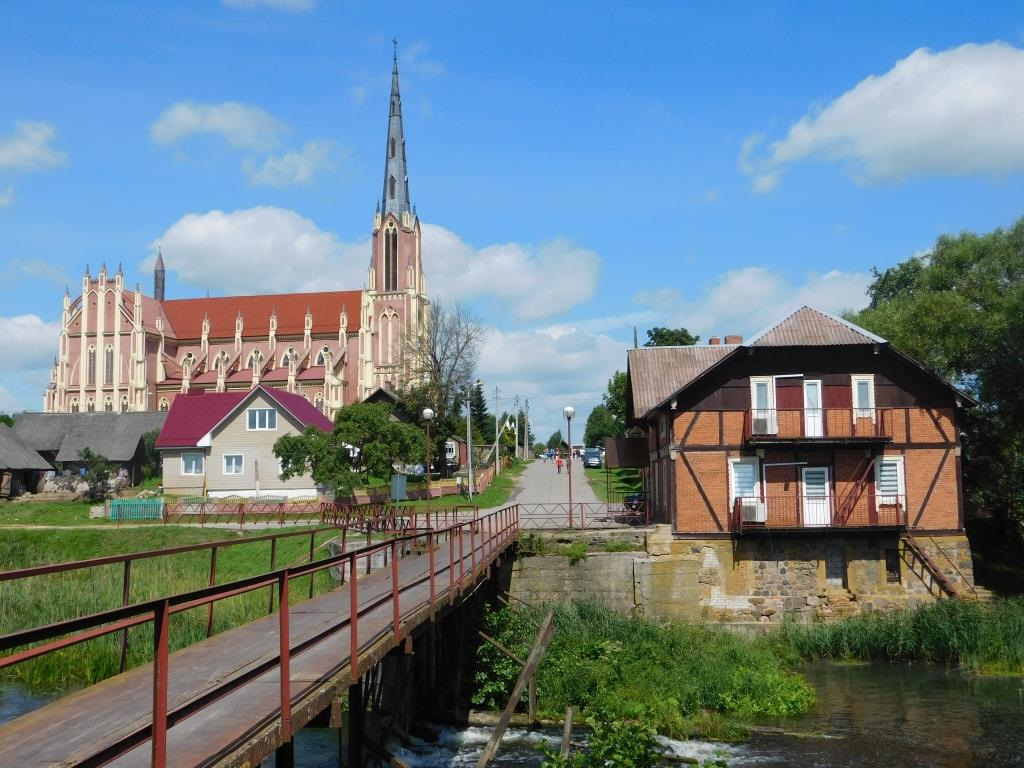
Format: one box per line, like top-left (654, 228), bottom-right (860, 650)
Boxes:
top-left (0, 529), bottom-right (498, 767)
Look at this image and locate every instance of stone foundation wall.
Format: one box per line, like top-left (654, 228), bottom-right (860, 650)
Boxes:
top-left (508, 527), bottom-right (976, 625)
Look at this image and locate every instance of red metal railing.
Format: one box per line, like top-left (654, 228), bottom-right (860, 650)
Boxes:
top-left (730, 494), bottom-right (908, 531)
top-left (0, 505), bottom-right (519, 768)
top-left (743, 408), bottom-right (894, 440)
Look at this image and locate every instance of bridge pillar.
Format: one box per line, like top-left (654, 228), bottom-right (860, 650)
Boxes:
top-left (274, 740), bottom-right (294, 768)
top-left (348, 682), bottom-right (364, 767)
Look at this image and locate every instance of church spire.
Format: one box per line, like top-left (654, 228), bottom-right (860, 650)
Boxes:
top-left (381, 40), bottom-right (411, 219)
top-left (154, 247), bottom-right (166, 302)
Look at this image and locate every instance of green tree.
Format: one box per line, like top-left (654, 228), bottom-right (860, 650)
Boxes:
top-left (274, 402), bottom-right (423, 497)
top-left (602, 370), bottom-right (628, 434)
top-left (140, 429), bottom-right (161, 480)
top-left (847, 216), bottom-right (1024, 526)
top-left (78, 447), bottom-right (113, 501)
top-left (643, 326), bottom-right (699, 347)
top-left (584, 404), bottom-right (619, 447)
top-left (533, 442), bottom-right (546, 456)
top-left (470, 381), bottom-right (493, 444)
top-left (0, 413), bottom-right (14, 427)
top-left (546, 430), bottom-right (563, 450)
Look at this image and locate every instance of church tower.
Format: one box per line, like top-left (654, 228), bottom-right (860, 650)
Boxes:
top-left (154, 248), bottom-right (166, 302)
top-left (360, 44), bottom-right (429, 398)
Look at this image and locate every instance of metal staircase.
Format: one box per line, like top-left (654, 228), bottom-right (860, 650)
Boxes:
top-left (832, 457), bottom-right (874, 526)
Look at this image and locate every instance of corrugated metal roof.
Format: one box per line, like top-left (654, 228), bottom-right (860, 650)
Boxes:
top-left (0, 424), bottom-right (53, 471)
top-left (628, 345), bottom-right (736, 419)
top-left (13, 412), bottom-right (167, 462)
top-left (747, 306), bottom-right (886, 347)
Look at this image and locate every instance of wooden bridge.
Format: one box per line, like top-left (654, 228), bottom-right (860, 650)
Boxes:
top-left (0, 505), bottom-right (519, 767)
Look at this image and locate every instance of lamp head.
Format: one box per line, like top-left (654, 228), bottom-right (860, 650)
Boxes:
top-left (422, 407), bottom-right (435, 421)
top-left (563, 406), bottom-right (575, 421)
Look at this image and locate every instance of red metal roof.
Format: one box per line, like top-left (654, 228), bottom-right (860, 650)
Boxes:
top-left (156, 386), bottom-right (333, 448)
top-left (747, 306), bottom-right (886, 347)
top-left (161, 290), bottom-right (361, 340)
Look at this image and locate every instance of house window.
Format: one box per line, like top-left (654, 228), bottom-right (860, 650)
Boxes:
top-left (247, 407), bottom-right (277, 430)
top-left (729, 457), bottom-right (763, 522)
top-left (885, 549), bottom-right (901, 583)
top-left (750, 376), bottom-right (777, 434)
top-left (852, 375), bottom-right (875, 420)
top-left (875, 456), bottom-right (906, 519)
top-left (104, 346), bottom-right (114, 385)
top-left (181, 453), bottom-right (205, 475)
top-left (223, 454), bottom-right (244, 475)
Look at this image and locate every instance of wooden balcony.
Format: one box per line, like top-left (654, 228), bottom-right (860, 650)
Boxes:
top-left (730, 494), bottom-right (908, 533)
top-left (743, 407), bottom-right (894, 445)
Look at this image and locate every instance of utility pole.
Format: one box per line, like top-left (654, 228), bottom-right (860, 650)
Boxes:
top-left (513, 395), bottom-right (520, 460)
top-left (466, 382), bottom-right (474, 499)
top-left (494, 385), bottom-right (501, 476)
top-left (523, 398), bottom-right (530, 461)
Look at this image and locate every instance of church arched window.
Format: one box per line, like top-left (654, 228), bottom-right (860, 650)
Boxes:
top-left (390, 138), bottom-right (396, 158)
top-left (384, 224), bottom-right (398, 292)
top-left (389, 175), bottom-right (396, 199)
top-left (104, 345), bottom-right (114, 386)
top-left (314, 392), bottom-right (324, 411)
top-left (159, 397), bottom-right (169, 412)
top-left (120, 395), bottom-right (129, 413)
top-left (87, 346), bottom-right (97, 386)
top-left (70, 397), bottom-right (79, 412)
top-left (103, 397), bottom-right (113, 412)
top-left (86, 397), bottom-right (96, 412)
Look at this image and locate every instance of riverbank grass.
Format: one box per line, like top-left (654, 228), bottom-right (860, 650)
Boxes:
top-left (772, 597), bottom-right (1024, 675)
top-left (473, 601), bottom-right (815, 740)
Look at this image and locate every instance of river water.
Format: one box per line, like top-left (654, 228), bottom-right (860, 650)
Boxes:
top-left (3, 663), bottom-right (1023, 766)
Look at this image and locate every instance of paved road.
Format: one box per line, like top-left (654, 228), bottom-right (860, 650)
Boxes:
top-left (512, 456), bottom-right (601, 504)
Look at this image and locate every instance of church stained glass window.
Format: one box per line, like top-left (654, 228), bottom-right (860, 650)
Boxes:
top-left (384, 226), bottom-right (398, 291)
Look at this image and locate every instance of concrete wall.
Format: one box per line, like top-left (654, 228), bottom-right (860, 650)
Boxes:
top-left (509, 527), bottom-right (976, 626)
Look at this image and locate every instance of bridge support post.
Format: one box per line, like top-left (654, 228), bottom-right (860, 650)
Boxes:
top-left (275, 740), bottom-right (294, 768)
top-left (348, 682), bottom-right (364, 767)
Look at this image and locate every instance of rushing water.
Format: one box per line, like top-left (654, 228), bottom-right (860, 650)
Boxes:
top-left (4, 662), bottom-right (1024, 766)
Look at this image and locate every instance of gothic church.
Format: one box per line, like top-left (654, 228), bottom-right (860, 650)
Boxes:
top-left (43, 53), bottom-right (428, 417)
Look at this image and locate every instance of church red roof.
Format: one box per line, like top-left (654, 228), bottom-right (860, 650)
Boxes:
top-left (161, 290), bottom-right (361, 340)
top-left (156, 385), bottom-right (333, 448)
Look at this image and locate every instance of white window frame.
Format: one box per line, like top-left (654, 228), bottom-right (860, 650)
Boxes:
top-left (246, 407), bottom-right (278, 431)
top-left (851, 374), bottom-right (875, 421)
top-left (874, 455), bottom-right (905, 506)
top-left (729, 457), bottom-right (764, 522)
top-left (749, 376), bottom-right (777, 434)
top-left (223, 453), bottom-right (245, 475)
top-left (181, 452), bottom-right (205, 476)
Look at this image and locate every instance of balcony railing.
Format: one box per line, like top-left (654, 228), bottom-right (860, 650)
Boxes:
top-left (743, 408), bottom-right (893, 441)
top-left (730, 494), bottom-right (908, 532)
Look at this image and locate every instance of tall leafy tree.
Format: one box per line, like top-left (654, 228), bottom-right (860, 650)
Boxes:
top-left (583, 404), bottom-right (619, 447)
top-left (546, 430), bottom-right (563, 450)
top-left (602, 370), bottom-right (628, 435)
top-left (275, 402), bottom-right (423, 497)
top-left (847, 216), bottom-right (1024, 527)
top-left (469, 380), bottom-right (493, 444)
top-left (643, 326), bottom-right (699, 347)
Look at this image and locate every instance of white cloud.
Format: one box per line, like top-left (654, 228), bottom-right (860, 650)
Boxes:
top-left (243, 140), bottom-right (334, 187)
top-left (742, 42), bottom-right (1024, 191)
top-left (0, 314), bottom-right (61, 373)
top-left (477, 324), bottom-right (626, 442)
top-left (11, 259), bottom-right (68, 284)
top-left (0, 121), bottom-right (66, 171)
top-left (423, 225), bottom-right (601, 320)
top-left (0, 185), bottom-right (12, 207)
top-left (348, 85), bottom-right (367, 109)
top-left (150, 101), bottom-right (285, 152)
top-left (222, 0), bottom-right (315, 11)
top-left (636, 266), bottom-right (872, 340)
top-left (404, 41), bottom-right (446, 76)
top-left (147, 206), bottom-right (369, 295)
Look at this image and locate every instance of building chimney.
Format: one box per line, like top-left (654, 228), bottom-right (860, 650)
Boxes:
top-left (725, 335), bottom-right (743, 345)
top-left (709, 336), bottom-right (721, 345)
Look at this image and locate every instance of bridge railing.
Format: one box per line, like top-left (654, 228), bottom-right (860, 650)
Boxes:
top-left (0, 504), bottom-right (519, 768)
top-left (517, 501), bottom-right (648, 529)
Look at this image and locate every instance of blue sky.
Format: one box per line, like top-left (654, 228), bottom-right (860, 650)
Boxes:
top-left (3, 1), bottom-right (1024, 438)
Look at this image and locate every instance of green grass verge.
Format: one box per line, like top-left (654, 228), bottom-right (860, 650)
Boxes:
top-left (472, 600), bottom-right (815, 741)
top-left (770, 597), bottom-right (1024, 675)
top-left (0, 526), bottom-right (342, 691)
top-left (0, 499), bottom-right (108, 526)
top-left (583, 467), bottom-right (642, 503)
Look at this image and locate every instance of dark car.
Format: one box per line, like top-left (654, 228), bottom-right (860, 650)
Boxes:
top-left (583, 447), bottom-right (603, 468)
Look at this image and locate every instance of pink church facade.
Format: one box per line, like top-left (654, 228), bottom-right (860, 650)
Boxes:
top-left (43, 53), bottom-right (428, 418)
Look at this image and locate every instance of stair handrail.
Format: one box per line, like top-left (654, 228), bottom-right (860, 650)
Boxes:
top-left (833, 456), bottom-right (874, 526)
top-left (909, 529), bottom-right (979, 600)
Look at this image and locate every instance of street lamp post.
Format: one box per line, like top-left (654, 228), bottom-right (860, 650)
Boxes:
top-left (563, 405), bottom-right (575, 527)
top-left (422, 407), bottom-right (435, 500)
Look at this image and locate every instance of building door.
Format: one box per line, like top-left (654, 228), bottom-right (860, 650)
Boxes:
top-left (825, 542), bottom-right (846, 586)
top-left (802, 466), bottom-right (831, 526)
top-left (750, 377), bottom-right (777, 434)
top-left (804, 379), bottom-right (823, 437)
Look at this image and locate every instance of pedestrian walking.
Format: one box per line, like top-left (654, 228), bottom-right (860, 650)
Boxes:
top-left (555, 456), bottom-right (563, 474)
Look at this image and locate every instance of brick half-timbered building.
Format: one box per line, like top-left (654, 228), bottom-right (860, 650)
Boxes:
top-left (626, 306), bottom-right (978, 622)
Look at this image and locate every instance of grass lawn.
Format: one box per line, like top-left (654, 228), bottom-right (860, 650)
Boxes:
top-left (583, 467), bottom-right (643, 502)
top-left (0, 525), bottom-right (343, 691)
top-left (397, 459), bottom-right (529, 510)
top-left (0, 499), bottom-right (108, 526)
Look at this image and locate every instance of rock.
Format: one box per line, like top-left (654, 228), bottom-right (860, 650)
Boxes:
top-left (805, 595), bottom-right (820, 607)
